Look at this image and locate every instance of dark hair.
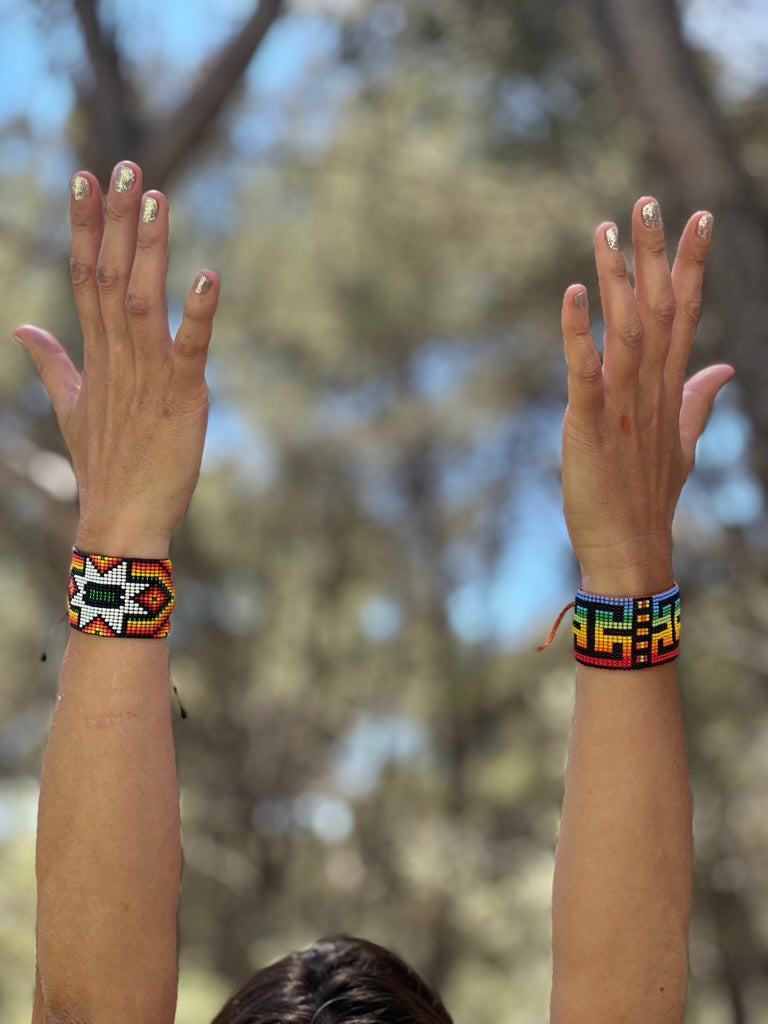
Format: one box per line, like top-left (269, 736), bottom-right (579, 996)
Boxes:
top-left (211, 934), bottom-right (453, 1024)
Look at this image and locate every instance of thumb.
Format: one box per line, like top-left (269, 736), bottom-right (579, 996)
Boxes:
top-left (13, 325), bottom-right (81, 423)
top-left (679, 363), bottom-right (735, 469)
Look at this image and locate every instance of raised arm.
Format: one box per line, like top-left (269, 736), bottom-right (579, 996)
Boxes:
top-left (549, 200), bottom-right (733, 1023)
top-left (17, 162), bottom-right (219, 1024)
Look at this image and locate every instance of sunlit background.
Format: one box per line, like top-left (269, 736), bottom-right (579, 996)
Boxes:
top-left (2, 1), bottom-right (768, 1021)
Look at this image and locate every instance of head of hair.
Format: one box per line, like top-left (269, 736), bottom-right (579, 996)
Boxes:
top-left (211, 934), bottom-right (453, 1024)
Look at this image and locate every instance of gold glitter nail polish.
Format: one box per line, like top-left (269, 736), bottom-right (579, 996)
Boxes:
top-left (641, 200), bottom-right (661, 229)
top-left (114, 164), bottom-right (136, 193)
top-left (141, 196), bottom-right (158, 223)
top-left (71, 175), bottom-right (90, 201)
top-left (194, 273), bottom-right (212, 296)
top-left (696, 212), bottom-right (713, 240)
top-left (605, 225), bottom-right (619, 251)
top-left (574, 290), bottom-right (587, 310)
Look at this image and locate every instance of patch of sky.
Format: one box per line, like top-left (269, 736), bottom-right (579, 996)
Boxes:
top-left (333, 712), bottom-right (429, 797)
top-left (681, 395), bottom-right (763, 528)
top-left (446, 470), bottom-right (571, 647)
top-left (252, 791), bottom-right (353, 842)
top-left (0, 9), bottom-right (77, 133)
top-left (494, 74), bottom-right (551, 139)
top-left (358, 594), bottom-right (402, 640)
top-left (247, 14), bottom-right (341, 94)
top-left (409, 337), bottom-right (490, 402)
top-left (0, 777), bottom-right (38, 841)
top-left (313, 378), bottom-right (397, 433)
top-left (683, 0), bottom-right (768, 101)
top-left (368, 2), bottom-right (407, 39)
top-left (202, 400), bottom-right (279, 489)
top-left (693, 401), bottom-right (750, 470)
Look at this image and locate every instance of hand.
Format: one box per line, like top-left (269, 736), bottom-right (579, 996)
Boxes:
top-left (13, 161), bottom-right (219, 557)
top-left (561, 197), bottom-right (733, 595)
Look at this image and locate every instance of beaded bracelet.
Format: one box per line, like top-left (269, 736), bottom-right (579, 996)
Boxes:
top-left (68, 548), bottom-right (175, 638)
top-left (572, 583), bottom-right (681, 670)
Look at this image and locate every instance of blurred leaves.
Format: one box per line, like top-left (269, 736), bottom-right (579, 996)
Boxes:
top-left (2, 1), bottom-right (768, 1022)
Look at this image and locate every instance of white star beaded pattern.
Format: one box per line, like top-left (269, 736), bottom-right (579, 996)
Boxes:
top-left (68, 550), bottom-right (174, 638)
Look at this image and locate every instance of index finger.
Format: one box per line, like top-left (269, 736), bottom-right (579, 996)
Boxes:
top-left (69, 171), bottom-right (106, 370)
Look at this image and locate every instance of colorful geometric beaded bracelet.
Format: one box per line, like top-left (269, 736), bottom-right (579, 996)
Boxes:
top-left (572, 583), bottom-right (681, 670)
top-left (68, 548), bottom-right (175, 638)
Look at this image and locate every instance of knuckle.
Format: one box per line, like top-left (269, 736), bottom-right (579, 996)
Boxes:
top-left (644, 237), bottom-right (668, 259)
top-left (135, 231), bottom-right (158, 253)
top-left (104, 203), bottom-right (134, 225)
top-left (618, 320), bottom-right (643, 349)
top-left (651, 297), bottom-right (676, 328)
top-left (95, 262), bottom-right (123, 291)
top-left (609, 259), bottom-right (630, 282)
top-left (679, 298), bottom-right (702, 326)
top-left (576, 358), bottom-right (603, 388)
top-left (69, 256), bottom-right (96, 288)
top-left (174, 334), bottom-right (201, 361)
top-left (125, 290), bottom-right (152, 320)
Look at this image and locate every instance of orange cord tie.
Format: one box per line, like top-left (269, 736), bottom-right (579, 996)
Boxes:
top-left (537, 600), bottom-right (575, 651)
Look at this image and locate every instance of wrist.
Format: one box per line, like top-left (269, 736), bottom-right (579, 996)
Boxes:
top-left (75, 522), bottom-right (171, 560)
top-left (577, 537), bottom-right (674, 597)
top-left (579, 566), bottom-right (675, 597)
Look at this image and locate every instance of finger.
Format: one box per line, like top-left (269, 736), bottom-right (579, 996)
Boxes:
top-left (126, 191), bottom-right (171, 363)
top-left (562, 284), bottom-right (603, 421)
top-left (595, 221), bottom-right (644, 393)
top-left (667, 210), bottom-right (714, 387)
top-left (171, 271), bottom-right (220, 397)
top-left (631, 197), bottom-right (676, 370)
top-left (13, 325), bottom-right (81, 426)
top-left (679, 363), bottom-right (735, 469)
top-left (68, 171), bottom-right (106, 373)
top-left (97, 161), bottom-right (143, 345)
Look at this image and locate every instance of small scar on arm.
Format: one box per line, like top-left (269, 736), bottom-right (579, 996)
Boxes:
top-left (620, 414), bottom-right (632, 436)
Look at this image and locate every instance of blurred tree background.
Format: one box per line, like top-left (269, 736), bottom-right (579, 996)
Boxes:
top-left (1, 0), bottom-right (768, 1020)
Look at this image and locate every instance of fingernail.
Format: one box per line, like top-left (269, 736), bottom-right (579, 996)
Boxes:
top-left (11, 332), bottom-right (23, 347)
top-left (141, 196), bottom-right (158, 223)
top-left (194, 273), bottom-right (212, 296)
top-left (71, 175), bottom-right (91, 201)
top-left (114, 164), bottom-right (136, 193)
top-left (696, 212), bottom-right (713, 240)
top-left (605, 225), bottom-right (619, 251)
top-left (641, 200), bottom-right (661, 229)
top-left (574, 290), bottom-right (587, 310)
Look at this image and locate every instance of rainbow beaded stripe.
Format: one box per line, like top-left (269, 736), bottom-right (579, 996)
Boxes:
top-left (68, 549), bottom-right (174, 638)
top-left (573, 584), bottom-right (680, 669)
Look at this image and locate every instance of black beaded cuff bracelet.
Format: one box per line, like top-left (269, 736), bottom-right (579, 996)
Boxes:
top-left (572, 584), bottom-right (681, 669)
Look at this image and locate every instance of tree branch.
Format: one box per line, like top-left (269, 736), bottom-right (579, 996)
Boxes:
top-left (586, 0), bottom-right (768, 489)
top-left (140, 0), bottom-right (286, 188)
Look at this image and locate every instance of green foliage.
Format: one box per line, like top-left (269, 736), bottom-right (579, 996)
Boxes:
top-left (2, 2), bottom-right (768, 1021)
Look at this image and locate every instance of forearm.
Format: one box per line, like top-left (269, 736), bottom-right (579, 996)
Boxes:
top-left (35, 629), bottom-right (180, 1023)
top-left (551, 658), bottom-right (692, 1024)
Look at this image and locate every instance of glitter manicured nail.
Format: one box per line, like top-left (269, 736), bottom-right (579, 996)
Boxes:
top-left (114, 164), bottom-right (136, 193)
top-left (71, 175), bottom-right (90, 201)
top-left (141, 196), bottom-right (158, 223)
top-left (574, 290), bottom-right (587, 310)
top-left (641, 200), bottom-right (661, 229)
top-left (696, 212), bottom-right (713, 240)
top-left (194, 273), bottom-right (212, 296)
top-left (605, 225), bottom-right (619, 251)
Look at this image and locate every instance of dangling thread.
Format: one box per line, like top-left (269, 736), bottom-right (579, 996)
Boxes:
top-left (40, 612), bottom-right (69, 662)
top-left (538, 601), bottom-right (575, 651)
